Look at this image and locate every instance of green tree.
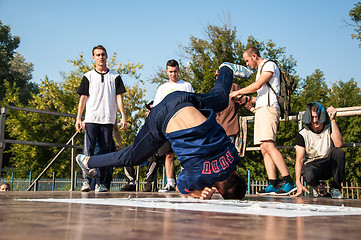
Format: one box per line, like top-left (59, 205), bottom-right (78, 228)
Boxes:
top-left (0, 21), bottom-right (38, 105)
top-left (349, 2), bottom-right (361, 47)
top-left (328, 79), bottom-right (361, 183)
top-left (181, 24), bottom-right (243, 93)
top-left (3, 53), bottom-right (146, 178)
top-left (294, 69), bottom-right (330, 111)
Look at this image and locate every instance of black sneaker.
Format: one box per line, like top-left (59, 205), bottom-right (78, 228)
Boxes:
top-left (121, 183), bottom-right (136, 191)
top-left (318, 180), bottom-right (331, 197)
top-left (143, 182), bottom-right (153, 192)
top-left (309, 180), bottom-right (331, 198)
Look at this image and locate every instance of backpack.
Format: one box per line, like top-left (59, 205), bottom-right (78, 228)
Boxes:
top-left (260, 60), bottom-right (297, 120)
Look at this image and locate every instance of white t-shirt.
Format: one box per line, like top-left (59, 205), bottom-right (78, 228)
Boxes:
top-left (255, 60), bottom-right (280, 109)
top-left (77, 69), bottom-right (126, 124)
top-left (297, 125), bottom-right (333, 164)
top-left (153, 80), bottom-right (194, 106)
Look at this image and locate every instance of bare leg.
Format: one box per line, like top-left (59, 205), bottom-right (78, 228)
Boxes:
top-left (261, 141), bottom-right (290, 177)
top-left (165, 152), bottom-right (175, 181)
top-left (261, 150), bottom-right (277, 180)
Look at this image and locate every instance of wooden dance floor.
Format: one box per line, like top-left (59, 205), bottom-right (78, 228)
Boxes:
top-left (1, 191), bottom-right (361, 240)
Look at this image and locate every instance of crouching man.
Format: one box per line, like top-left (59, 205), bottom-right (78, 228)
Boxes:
top-left (294, 102), bottom-right (345, 199)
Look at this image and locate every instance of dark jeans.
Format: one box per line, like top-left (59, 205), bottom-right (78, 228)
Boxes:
top-left (88, 66), bottom-right (233, 169)
top-left (302, 148), bottom-right (346, 190)
top-left (83, 123), bottom-right (114, 184)
top-left (94, 139), bottom-right (116, 189)
top-left (86, 137), bottom-right (116, 189)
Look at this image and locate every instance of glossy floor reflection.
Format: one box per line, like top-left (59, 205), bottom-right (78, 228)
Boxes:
top-left (1, 191), bottom-right (361, 240)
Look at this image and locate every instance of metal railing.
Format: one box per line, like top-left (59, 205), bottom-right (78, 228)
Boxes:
top-left (0, 176), bottom-right (164, 192)
top-left (0, 105), bottom-right (161, 192)
top-left (242, 106), bottom-right (361, 151)
top-left (0, 105), bottom-right (83, 191)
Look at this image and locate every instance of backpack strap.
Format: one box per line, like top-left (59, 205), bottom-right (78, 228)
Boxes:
top-left (260, 60), bottom-right (279, 106)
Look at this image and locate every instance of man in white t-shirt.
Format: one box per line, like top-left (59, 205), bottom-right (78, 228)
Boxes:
top-left (153, 60), bottom-right (193, 105)
top-left (154, 59), bottom-right (193, 192)
top-left (230, 47), bottom-right (295, 195)
top-left (294, 102), bottom-right (345, 199)
top-left (75, 45), bottom-right (127, 192)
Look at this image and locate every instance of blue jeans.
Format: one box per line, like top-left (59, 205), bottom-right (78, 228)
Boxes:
top-left (88, 66), bottom-right (233, 169)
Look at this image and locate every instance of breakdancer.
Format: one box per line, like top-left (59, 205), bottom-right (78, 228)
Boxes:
top-left (76, 62), bottom-right (252, 199)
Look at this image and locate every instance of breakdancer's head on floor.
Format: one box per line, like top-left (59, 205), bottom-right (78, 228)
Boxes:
top-left (213, 172), bottom-right (247, 199)
top-left (165, 104), bottom-right (249, 200)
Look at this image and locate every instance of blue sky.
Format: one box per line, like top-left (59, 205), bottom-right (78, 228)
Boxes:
top-left (1, 0), bottom-right (360, 101)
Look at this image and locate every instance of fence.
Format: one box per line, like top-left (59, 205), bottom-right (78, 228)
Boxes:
top-left (0, 172), bottom-right (165, 192)
top-left (2, 174), bottom-right (360, 199)
top-left (248, 180), bottom-right (361, 199)
top-left (0, 178), bottom-right (163, 192)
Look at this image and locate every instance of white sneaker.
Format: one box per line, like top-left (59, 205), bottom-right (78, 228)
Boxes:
top-left (158, 184), bottom-right (175, 192)
top-left (81, 180), bottom-right (91, 192)
top-left (331, 188), bottom-right (343, 199)
top-left (95, 184), bottom-right (108, 192)
top-left (219, 62), bottom-right (252, 78)
top-left (76, 154), bottom-right (97, 178)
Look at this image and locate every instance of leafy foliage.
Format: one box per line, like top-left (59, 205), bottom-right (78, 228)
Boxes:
top-left (349, 2), bottom-right (361, 47)
top-left (327, 80), bottom-right (361, 182)
top-left (0, 21), bottom-right (38, 105)
top-left (294, 69), bottom-right (329, 109)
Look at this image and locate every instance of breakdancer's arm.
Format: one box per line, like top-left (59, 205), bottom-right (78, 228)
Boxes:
top-left (176, 186), bottom-right (217, 200)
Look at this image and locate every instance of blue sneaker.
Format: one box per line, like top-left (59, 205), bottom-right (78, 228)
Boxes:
top-left (331, 188), bottom-right (343, 199)
top-left (276, 182), bottom-right (297, 195)
top-left (219, 62), bottom-right (252, 78)
top-left (257, 184), bottom-right (279, 195)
